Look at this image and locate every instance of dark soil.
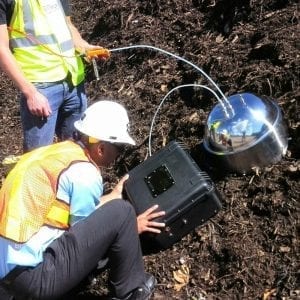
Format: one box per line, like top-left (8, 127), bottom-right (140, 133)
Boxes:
top-left (0, 1), bottom-right (299, 299)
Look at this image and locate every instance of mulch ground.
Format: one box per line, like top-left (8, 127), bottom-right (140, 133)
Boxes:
top-left (0, 1), bottom-right (299, 299)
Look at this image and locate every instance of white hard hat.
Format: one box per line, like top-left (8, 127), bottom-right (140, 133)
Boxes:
top-left (74, 100), bottom-right (136, 145)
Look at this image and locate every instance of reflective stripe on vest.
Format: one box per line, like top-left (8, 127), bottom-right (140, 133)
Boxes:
top-left (9, 0), bottom-right (85, 85)
top-left (0, 141), bottom-right (92, 243)
top-left (45, 199), bottom-right (70, 228)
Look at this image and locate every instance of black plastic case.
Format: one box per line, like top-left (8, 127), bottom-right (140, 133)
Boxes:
top-left (124, 141), bottom-right (222, 250)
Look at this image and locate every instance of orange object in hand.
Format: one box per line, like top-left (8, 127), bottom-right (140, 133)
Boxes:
top-left (86, 48), bottom-right (111, 60)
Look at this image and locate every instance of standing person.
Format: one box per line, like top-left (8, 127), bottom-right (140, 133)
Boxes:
top-left (0, 100), bottom-right (165, 300)
top-left (0, 0), bottom-right (105, 152)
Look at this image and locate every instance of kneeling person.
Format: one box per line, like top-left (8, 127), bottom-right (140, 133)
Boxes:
top-left (0, 101), bottom-right (165, 300)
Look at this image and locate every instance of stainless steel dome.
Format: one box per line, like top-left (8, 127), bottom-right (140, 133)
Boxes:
top-left (203, 93), bottom-right (288, 174)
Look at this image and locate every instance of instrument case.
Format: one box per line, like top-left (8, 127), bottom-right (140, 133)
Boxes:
top-left (124, 141), bottom-right (222, 250)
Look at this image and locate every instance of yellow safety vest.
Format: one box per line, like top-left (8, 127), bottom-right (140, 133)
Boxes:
top-left (0, 141), bottom-right (91, 243)
top-left (9, 0), bottom-right (85, 85)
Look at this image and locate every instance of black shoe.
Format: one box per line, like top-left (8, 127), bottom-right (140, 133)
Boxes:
top-left (111, 273), bottom-right (156, 300)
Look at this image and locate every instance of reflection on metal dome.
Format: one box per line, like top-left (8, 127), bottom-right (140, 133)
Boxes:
top-left (203, 93), bottom-right (288, 174)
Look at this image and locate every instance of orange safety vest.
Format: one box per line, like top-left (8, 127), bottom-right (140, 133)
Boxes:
top-left (0, 141), bottom-right (91, 243)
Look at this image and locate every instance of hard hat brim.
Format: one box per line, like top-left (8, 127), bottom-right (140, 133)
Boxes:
top-left (74, 120), bottom-right (136, 146)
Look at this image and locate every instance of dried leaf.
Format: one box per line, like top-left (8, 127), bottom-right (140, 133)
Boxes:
top-left (288, 165), bottom-right (298, 172)
top-left (160, 84), bottom-right (168, 92)
top-left (216, 34), bottom-right (224, 43)
top-left (173, 264), bottom-right (190, 291)
top-left (2, 155), bottom-right (21, 165)
top-left (263, 288), bottom-right (277, 300)
top-left (279, 246), bottom-right (291, 253)
top-left (188, 112), bottom-right (199, 122)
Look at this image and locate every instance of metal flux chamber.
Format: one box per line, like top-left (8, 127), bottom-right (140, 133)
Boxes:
top-left (203, 93), bottom-right (288, 174)
top-left (109, 46), bottom-right (288, 174)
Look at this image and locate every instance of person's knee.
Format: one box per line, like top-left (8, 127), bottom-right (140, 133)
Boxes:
top-left (103, 199), bottom-right (136, 226)
top-left (106, 199), bottom-right (135, 216)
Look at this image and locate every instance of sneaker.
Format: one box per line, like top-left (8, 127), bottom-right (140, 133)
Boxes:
top-left (111, 273), bottom-right (156, 300)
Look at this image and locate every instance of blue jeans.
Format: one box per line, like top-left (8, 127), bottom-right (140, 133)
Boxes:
top-left (20, 80), bottom-right (87, 152)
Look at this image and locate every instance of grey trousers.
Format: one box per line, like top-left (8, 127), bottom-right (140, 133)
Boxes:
top-left (0, 199), bottom-right (145, 300)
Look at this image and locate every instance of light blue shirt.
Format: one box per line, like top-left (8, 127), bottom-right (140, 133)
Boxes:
top-left (0, 161), bottom-right (103, 279)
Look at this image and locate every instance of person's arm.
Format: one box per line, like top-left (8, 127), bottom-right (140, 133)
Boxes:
top-left (0, 25), bottom-right (52, 117)
top-left (99, 175), bottom-right (129, 206)
top-left (65, 16), bottom-right (103, 54)
top-left (100, 175), bottom-right (166, 234)
top-left (58, 162), bottom-right (103, 225)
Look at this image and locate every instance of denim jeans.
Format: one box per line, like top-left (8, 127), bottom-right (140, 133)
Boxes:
top-left (20, 80), bottom-right (87, 152)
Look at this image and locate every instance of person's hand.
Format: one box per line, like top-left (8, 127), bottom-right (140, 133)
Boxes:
top-left (85, 46), bottom-right (111, 61)
top-left (137, 204), bottom-right (166, 234)
top-left (99, 174), bottom-right (129, 206)
top-left (85, 44), bottom-right (105, 51)
top-left (26, 89), bottom-right (52, 118)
